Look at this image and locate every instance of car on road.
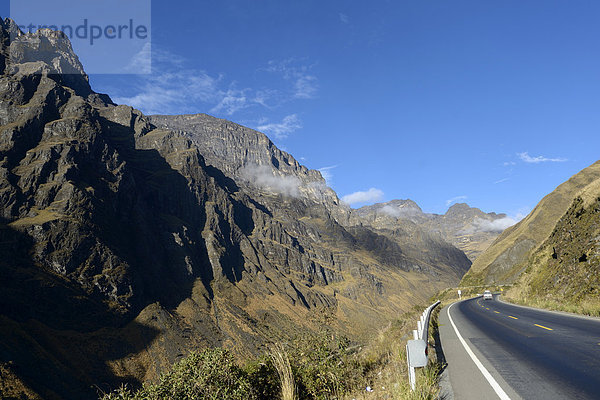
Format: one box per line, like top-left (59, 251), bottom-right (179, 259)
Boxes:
top-left (483, 290), bottom-right (493, 300)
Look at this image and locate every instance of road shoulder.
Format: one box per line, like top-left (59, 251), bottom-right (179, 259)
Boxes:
top-left (438, 300), bottom-right (522, 400)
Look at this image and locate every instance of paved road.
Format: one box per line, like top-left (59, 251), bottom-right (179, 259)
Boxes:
top-left (438, 296), bottom-right (600, 399)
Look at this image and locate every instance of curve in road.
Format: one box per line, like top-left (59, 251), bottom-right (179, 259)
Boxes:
top-left (439, 295), bottom-right (600, 399)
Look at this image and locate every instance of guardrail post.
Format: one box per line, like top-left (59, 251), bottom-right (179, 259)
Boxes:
top-left (409, 362), bottom-right (416, 391)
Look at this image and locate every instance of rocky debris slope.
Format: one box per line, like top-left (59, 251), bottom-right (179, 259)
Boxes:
top-left (0, 19), bottom-right (471, 399)
top-left (352, 200), bottom-right (507, 261)
top-left (462, 160), bottom-right (600, 285)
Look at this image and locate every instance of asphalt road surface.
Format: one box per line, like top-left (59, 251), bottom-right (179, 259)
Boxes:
top-left (439, 296), bottom-right (600, 399)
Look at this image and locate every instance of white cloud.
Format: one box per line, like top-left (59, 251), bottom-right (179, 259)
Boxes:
top-left (339, 13), bottom-right (349, 23)
top-left (380, 205), bottom-right (422, 219)
top-left (241, 164), bottom-right (301, 197)
top-left (257, 114), bottom-right (302, 139)
top-left (318, 165), bottom-right (338, 184)
top-left (518, 152), bottom-right (567, 164)
top-left (472, 216), bottom-right (519, 233)
top-left (110, 48), bottom-right (300, 118)
top-left (294, 75), bottom-right (318, 99)
top-left (265, 59), bottom-right (319, 100)
top-left (503, 161), bottom-right (516, 167)
top-left (494, 178), bottom-right (509, 184)
top-left (342, 188), bottom-right (384, 205)
top-left (446, 195), bottom-right (468, 207)
top-left (123, 42), bottom-right (152, 74)
top-left (113, 67), bottom-right (221, 115)
top-left (210, 87), bottom-right (251, 116)
top-left (468, 209), bottom-right (529, 234)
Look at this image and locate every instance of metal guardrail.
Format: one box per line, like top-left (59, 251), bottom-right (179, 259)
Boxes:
top-left (406, 300), bottom-right (441, 391)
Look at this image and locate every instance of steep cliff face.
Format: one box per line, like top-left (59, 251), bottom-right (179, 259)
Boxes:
top-left (0, 20), bottom-right (470, 399)
top-left (352, 200), bottom-right (506, 262)
top-left (147, 114), bottom-right (347, 221)
top-left (463, 161), bottom-right (600, 285)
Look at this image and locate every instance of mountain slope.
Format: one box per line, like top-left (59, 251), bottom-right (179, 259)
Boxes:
top-left (462, 160), bottom-right (600, 285)
top-left (509, 192), bottom-right (600, 309)
top-left (0, 20), bottom-right (471, 399)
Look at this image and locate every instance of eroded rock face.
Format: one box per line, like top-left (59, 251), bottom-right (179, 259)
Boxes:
top-left (0, 19), bottom-right (470, 399)
top-left (148, 114), bottom-right (351, 221)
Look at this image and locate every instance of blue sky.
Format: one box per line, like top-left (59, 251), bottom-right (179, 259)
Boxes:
top-left (6, 1), bottom-right (600, 216)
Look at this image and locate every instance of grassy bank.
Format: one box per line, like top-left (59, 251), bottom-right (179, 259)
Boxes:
top-left (502, 286), bottom-right (600, 318)
top-left (100, 305), bottom-right (443, 400)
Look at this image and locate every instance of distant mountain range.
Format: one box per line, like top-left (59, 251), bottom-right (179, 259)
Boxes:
top-left (0, 19), bottom-right (501, 399)
top-left (350, 200), bottom-right (509, 261)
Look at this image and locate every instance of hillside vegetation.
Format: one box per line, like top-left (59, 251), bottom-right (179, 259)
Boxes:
top-left (462, 160), bottom-right (600, 286)
top-left (504, 194), bottom-right (600, 315)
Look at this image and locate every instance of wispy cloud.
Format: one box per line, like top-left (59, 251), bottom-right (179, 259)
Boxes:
top-left (210, 87), bottom-right (251, 116)
top-left (446, 195), bottom-right (468, 207)
top-left (494, 178), bottom-right (509, 184)
top-left (241, 164), bottom-right (301, 197)
top-left (294, 75), bottom-right (318, 99)
top-left (380, 204), bottom-right (422, 219)
top-left (464, 207), bottom-right (530, 234)
top-left (318, 165), bottom-right (338, 184)
top-left (342, 188), bottom-right (384, 205)
top-left (265, 58), bottom-right (319, 100)
top-left (256, 114), bottom-right (302, 139)
top-left (471, 210), bottom-right (528, 233)
top-left (109, 48), bottom-right (313, 123)
top-left (339, 13), bottom-right (350, 24)
top-left (518, 152), bottom-right (567, 164)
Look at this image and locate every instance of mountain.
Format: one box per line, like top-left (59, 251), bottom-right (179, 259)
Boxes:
top-left (462, 161), bottom-right (600, 286)
top-left (351, 200), bottom-right (508, 261)
top-left (148, 114), bottom-right (471, 280)
top-left (0, 20), bottom-right (471, 399)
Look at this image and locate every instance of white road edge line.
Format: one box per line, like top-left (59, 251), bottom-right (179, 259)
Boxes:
top-left (447, 303), bottom-right (512, 400)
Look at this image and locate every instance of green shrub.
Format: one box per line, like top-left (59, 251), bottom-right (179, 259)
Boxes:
top-left (289, 330), bottom-right (366, 399)
top-left (243, 356), bottom-right (280, 400)
top-left (102, 348), bottom-right (255, 400)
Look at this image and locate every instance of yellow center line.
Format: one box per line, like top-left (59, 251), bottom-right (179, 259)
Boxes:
top-left (508, 316), bottom-right (518, 320)
top-left (485, 308), bottom-right (490, 310)
top-left (494, 311), bottom-right (500, 314)
top-left (534, 324), bottom-right (553, 331)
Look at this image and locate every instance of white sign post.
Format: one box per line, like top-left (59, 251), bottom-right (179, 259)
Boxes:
top-left (458, 289), bottom-right (462, 299)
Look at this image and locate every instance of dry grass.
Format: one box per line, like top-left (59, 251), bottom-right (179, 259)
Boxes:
top-left (342, 306), bottom-right (442, 400)
top-left (269, 344), bottom-right (297, 400)
top-left (504, 289), bottom-right (600, 318)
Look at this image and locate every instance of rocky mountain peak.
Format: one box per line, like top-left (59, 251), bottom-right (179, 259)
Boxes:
top-left (446, 202), bottom-right (474, 215)
top-left (2, 19), bottom-right (92, 97)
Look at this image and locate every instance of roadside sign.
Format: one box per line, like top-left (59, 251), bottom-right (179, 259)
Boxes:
top-left (406, 339), bottom-right (428, 368)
